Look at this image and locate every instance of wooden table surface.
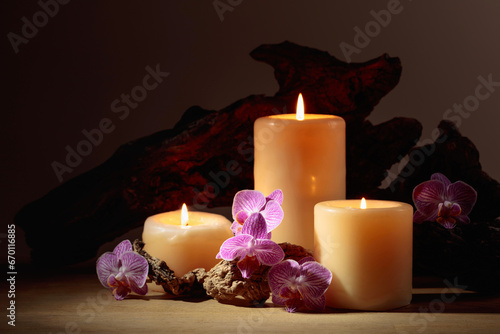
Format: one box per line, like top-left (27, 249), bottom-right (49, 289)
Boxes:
top-left (3, 266), bottom-right (500, 333)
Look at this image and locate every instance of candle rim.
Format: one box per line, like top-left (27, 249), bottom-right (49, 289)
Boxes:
top-left (145, 210), bottom-right (232, 227)
top-left (316, 199), bottom-right (413, 211)
top-left (266, 114), bottom-right (341, 120)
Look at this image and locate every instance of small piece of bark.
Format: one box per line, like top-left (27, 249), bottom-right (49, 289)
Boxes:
top-left (202, 242), bottom-right (313, 302)
top-left (133, 239), bottom-right (207, 296)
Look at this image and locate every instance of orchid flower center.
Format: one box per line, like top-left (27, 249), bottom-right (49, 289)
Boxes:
top-left (115, 271), bottom-right (125, 281)
top-left (438, 201), bottom-right (461, 218)
top-left (246, 239), bottom-right (257, 257)
top-left (286, 275), bottom-right (306, 295)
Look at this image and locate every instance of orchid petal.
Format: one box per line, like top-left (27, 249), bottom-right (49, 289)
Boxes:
top-left (302, 294), bottom-right (326, 312)
top-left (120, 251), bottom-right (149, 289)
top-left (446, 181), bottom-right (477, 215)
top-left (261, 200), bottom-right (284, 232)
top-left (271, 293), bottom-right (287, 306)
top-left (298, 262), bottom-right (332, 298)
top-left (242, 213), bottom-right (268, 239)
top-left (455, 214), bottom-right (471, 225)
top-left (449, 202), bottom-right (461, 216)
top-left (253, 239), bottom-right (285, 266)
top-left (107, 274), bottom-right (118, 288)
top-left (412, 180), bottom-right (446, 220)
top-left (268, 260), bottom-right (301, 294)
top-left (113, 284), bottom-right (131, 301)
top-left (280, 286), bottom-right (300, 299)
top-left (130, 279), bottom-right (148, 296)
top-left (266, 189), bottom-right (283, 205)
top-left (230, 221), bottom-right (243, 236)
top-left (235, 211), bottom-right (250, 225)
top-left (113, 239), bottom-right (133, 258)
top-left (431, 173), bottom-right (451, 188)
top-left (284, 298), bottom-right (303, 313)
top-left (437, 216), bottom-right (457, 229)
top-left (237, 256), bottom-right (260, 278)
top-left (232, 190), bottom-right (266, 219)
top-left (218, 234), bottom-right (253, 261)
top-left (96, 252), bottom-right (120, 288)
top-left (413, 210), bottom-right (428, 223)
top-left (298, 256), bottom-right (316, 265)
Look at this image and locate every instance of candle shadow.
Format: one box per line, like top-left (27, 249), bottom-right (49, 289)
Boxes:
top-left (392, 292), bottom-right (500, 314)
top-left (320, 291), bottom-right (500, 314)
top-left (128, 289), bottom-right (212, 303)
top-left (217, 298), bottom-right (276, 309)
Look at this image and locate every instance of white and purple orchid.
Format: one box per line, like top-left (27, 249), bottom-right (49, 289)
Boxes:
top-left (96, 240), bottom-right (148, 300)
top-left (268, 257), bottom-right (332, 313)
top-left (231, 189), bottom-right (284, 236)
top-left (218, 212), bottom-right (284, 278)
top-left (413, 173), bottom-right (477, 229)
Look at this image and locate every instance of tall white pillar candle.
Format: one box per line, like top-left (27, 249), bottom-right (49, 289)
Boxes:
top-left (254, 94), bottom-right (345, 250)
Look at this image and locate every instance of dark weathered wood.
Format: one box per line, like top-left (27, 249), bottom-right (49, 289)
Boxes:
top-left (133, 239), bottom-right (312, 302)
top-left (412, 219), bottom-right (500, 293)
top-left (376, 120), bottom-right (500, 292)
top-left (16, 41), bottom-right (413, 265)
top-left (378, 120), bottom-right (500, 223)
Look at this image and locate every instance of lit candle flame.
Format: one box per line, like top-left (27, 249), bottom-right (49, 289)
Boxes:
top-left (181, 203), bottom-right (189, 227)
top-left (360, 197), bottom-right (367, 209)
top-left (296, 93), bottom-right (304, 121)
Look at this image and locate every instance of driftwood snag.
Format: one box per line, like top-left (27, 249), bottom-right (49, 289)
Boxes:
top-left (375, 120), bottom-right (500, 291)
top-left (202, 242), bottom-right (313, 302)
top-left (412, 219), bottom-right (500, 293)
top-left (133, 240), bottom-right (207, 296)
top-left (16, 41), bottom-right (410, 264)
top-left (377, 120), bottom-right (500, 223)
top-left (134, 239), bottom-right (312, 301)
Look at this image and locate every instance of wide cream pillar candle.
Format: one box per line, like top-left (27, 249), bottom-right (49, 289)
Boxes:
top-left (142, 204), bottom-right (233, 277)
top-left (314, 199), bottom-right (413, 311)
top-left (254, 94), bottom-right (345, 250)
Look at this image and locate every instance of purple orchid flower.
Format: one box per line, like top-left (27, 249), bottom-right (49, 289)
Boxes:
top-left (218, 212), bottom-right (284, 278)
top-left (96, 240), bottom-right (148, 300)
top-left (231, 189), bottom-right (283, 236)
top-left (413, 173), bottom-right (477, 229)
top-left (268, 257), bottom-right (332, 313)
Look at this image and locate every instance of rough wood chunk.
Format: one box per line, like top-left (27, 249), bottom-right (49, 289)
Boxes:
top-left (134, 239), bottom-right (312, 302)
